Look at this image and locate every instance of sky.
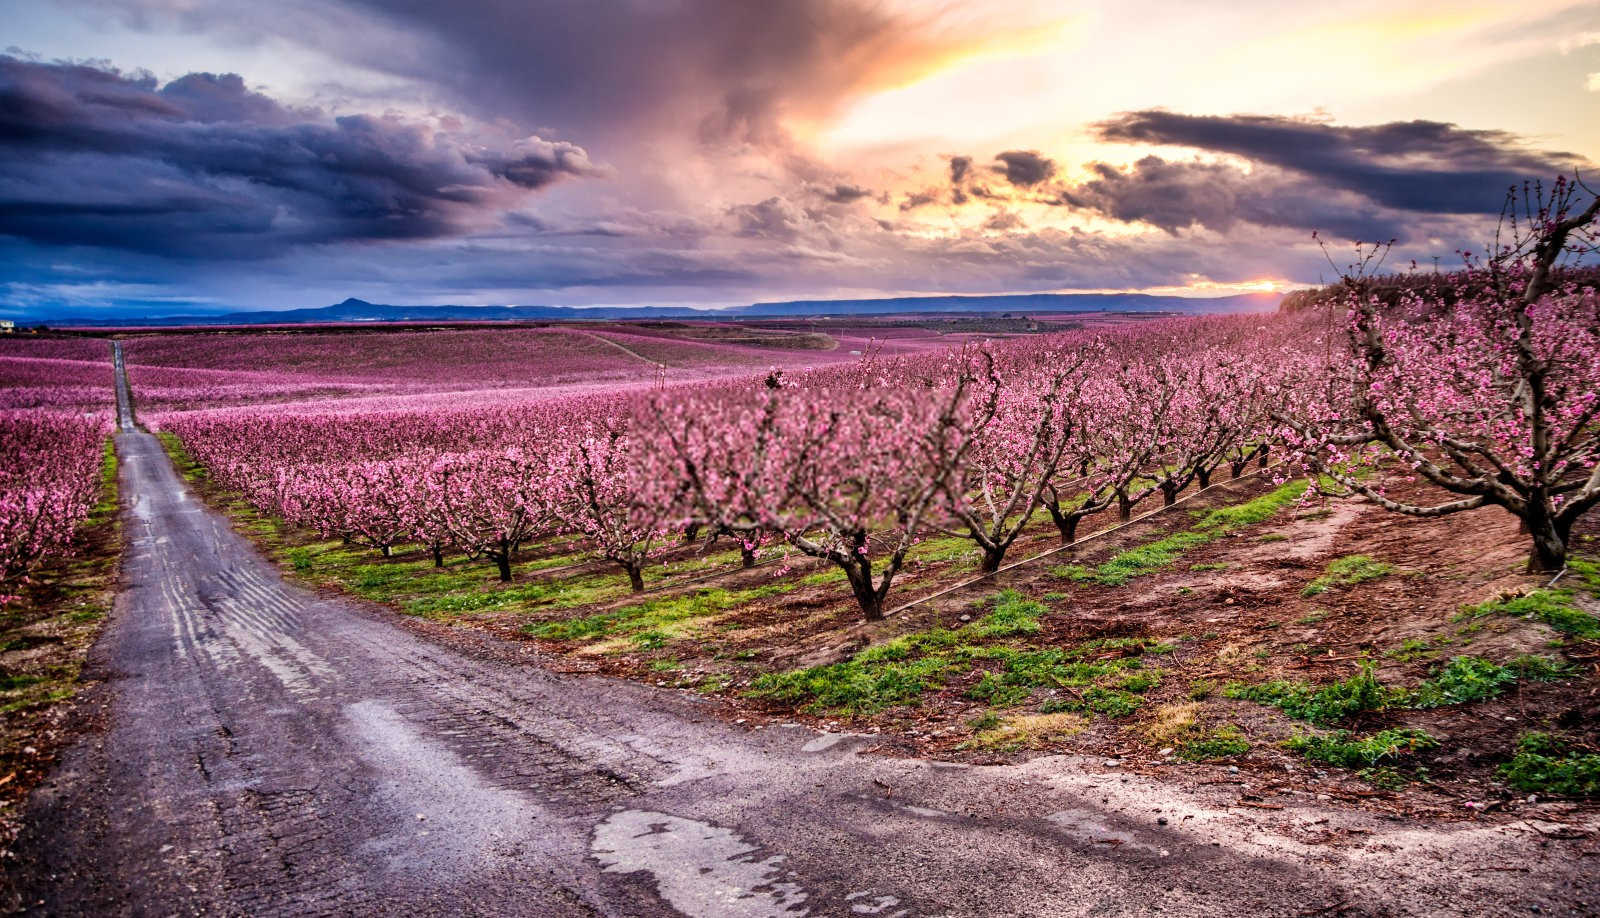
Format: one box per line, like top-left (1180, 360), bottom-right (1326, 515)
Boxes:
top-left (2, 0), bottom-right (1598, 318)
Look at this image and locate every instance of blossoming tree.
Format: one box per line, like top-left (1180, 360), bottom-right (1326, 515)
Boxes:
top-left (1282, 177), bottom-right (1600, 571)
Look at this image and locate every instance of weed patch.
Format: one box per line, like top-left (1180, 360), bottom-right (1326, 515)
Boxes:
top-left (1462, 587), bottom-right (1600, 638)
top-left (750, 651), bottom-right (956, 714)
top-left (753, 613), bottom-right (1169, 716)
top-left (526, 584), bottom-right (784, 642)
top-left (1079, 636), bottom-right (1176, 656)
top-left (1356, 766), bottom-right (1417, 790)
top-left (1116, 669), bottom-right (1162, 692)
top-left (1385, 636), bottom-right (1445, 662)
top-left (1082, 686), bottom-right (1143, 718)
top-left (966, 590), bottom-right (1044, 639)
top-left (1302, 555), bottom-right (1393, 596)
top-left (1056, 481), bottom-right (1308, 587)
top-left (1224, 663), bottom-right (1399, 725)
top-left (1286, 728), bottom-right (1437, 768)
top-left (1227, 652), bottom-right (1569, 723)
top-left (1498, 733), bottom-right (1600, 797)
top-left (963, 642), bottom-right (1159, 711)
top-left (1177, 725), bottom-right (1251, 761)
top-left (1409, 655), bottom-right (1570, 708)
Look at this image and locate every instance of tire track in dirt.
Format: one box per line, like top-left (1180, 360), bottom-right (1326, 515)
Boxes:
top-left (576, 330), bottom-right (666, 369)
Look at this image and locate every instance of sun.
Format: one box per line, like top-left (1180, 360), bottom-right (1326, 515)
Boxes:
top-left (1238, 279), bottom-right (1283, 293)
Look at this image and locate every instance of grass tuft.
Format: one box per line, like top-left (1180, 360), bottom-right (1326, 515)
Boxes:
top-left (1409, 655), bottom-right (1570, 708)
top-left (1054, 481), bottom-right (1308, 587)
top-left (965, 590), bottom-right (1044, 639)
top-left (1461, 587), bottom-right (1600, 638)
top-left (1286, 728), bottom-right (1437, 767)
top-left (1142, 701), bottom-right (1200, 745)
top-left (1497, 732), bottom-right (1600, 797)
top-left (963, 712), bottom-right (1086, 751)
top-left (1224, 662), bottom-right (1398, 725)
top-left (750, 652), bottom-right (955, 714)
top-left (1176, 725), bottom-right (1251, 761)
top-left (1302, 554), bottom-right (1393, 596)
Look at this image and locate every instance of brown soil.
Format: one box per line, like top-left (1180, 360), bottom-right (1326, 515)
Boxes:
top-left (518, 472), bottom-right (1600, 820)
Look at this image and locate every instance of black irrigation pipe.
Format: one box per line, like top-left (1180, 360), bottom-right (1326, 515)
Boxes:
top-left (366, 458), bottom-right (1269, 603)
top-left (623, 468), bottom-right (1122, 597)
top-left (580, 461), bottom-right (1285, 604)
top-left (882, 461), bottom-right (1288, 619)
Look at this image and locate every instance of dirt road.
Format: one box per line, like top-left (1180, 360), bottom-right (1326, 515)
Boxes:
top-left (6, 359), bottom-right (1594, 916)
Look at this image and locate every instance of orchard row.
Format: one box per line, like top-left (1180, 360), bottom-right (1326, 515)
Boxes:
top-left (0, 410), bottom-right (108, 603)
top-left (163, 314), bottom-right (1308, 620)
top-left (162, 249), bottom-right (1600, 621)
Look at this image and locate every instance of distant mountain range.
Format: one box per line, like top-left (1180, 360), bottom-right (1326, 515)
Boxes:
top-left (41, 291), bottom-right (1281, 327)
top-left (741, 291), bottom-right (1280, 317)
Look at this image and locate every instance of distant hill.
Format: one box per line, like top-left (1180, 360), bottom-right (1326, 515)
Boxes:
top-left (41, 291), bottom-right (1281, 328)
top-left (738, 291), bottom-right (1279, 316)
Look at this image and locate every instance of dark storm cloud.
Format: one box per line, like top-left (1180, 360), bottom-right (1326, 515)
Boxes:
top-left (1052, 156), bottom-right (1395, 240)
top-left (818, 183), bottom-right (873, 203)
top-left (993, 150), bottom-right (1055, 186)
top-left (1094, 110), bottom-right (1584, 215)
top-left (0, 56), bottom-right (598, 257)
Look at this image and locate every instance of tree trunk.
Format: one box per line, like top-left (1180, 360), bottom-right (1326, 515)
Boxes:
top-left (1059, 513), bottom-right (1081, 545)
top-left (1258, 444), bottom-right (1270, 468)
top-left (1117, 489), bottom-right (1132, 522)
top-left (1525, 509), bottom-right (1570, 573)
top-left (1196, 466), bottom-right (1211, 489)
top-left (683, 522), bottom-right (701, 542)
top-left (493, 536), bottom-right (513, 582)
top-left (1160, 482), bottom-right (1178, 507)
top-left (380, 544), bottom-right (391, 558)
top-left (626, 564), bottom-right (645, 592)
top-left (843, 560), bottom-right (884, 621)
top-left (431, 543), bottom-right (444, 567)
top-left (1231, 458), bottom-right (1247, 478)
top-left (740, 544), bottom-right (756, 568)
top-left (980, 545), bottom-right (1005, 574)
top-left (1046, 500), bottom-right (1082, 545)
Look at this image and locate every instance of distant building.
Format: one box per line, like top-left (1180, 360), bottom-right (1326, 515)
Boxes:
top-left (0, 320), bottom-right (14, 333)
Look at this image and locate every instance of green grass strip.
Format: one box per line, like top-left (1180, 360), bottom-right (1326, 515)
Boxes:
top-left (1054, 480), bottom-right (1308, 587)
